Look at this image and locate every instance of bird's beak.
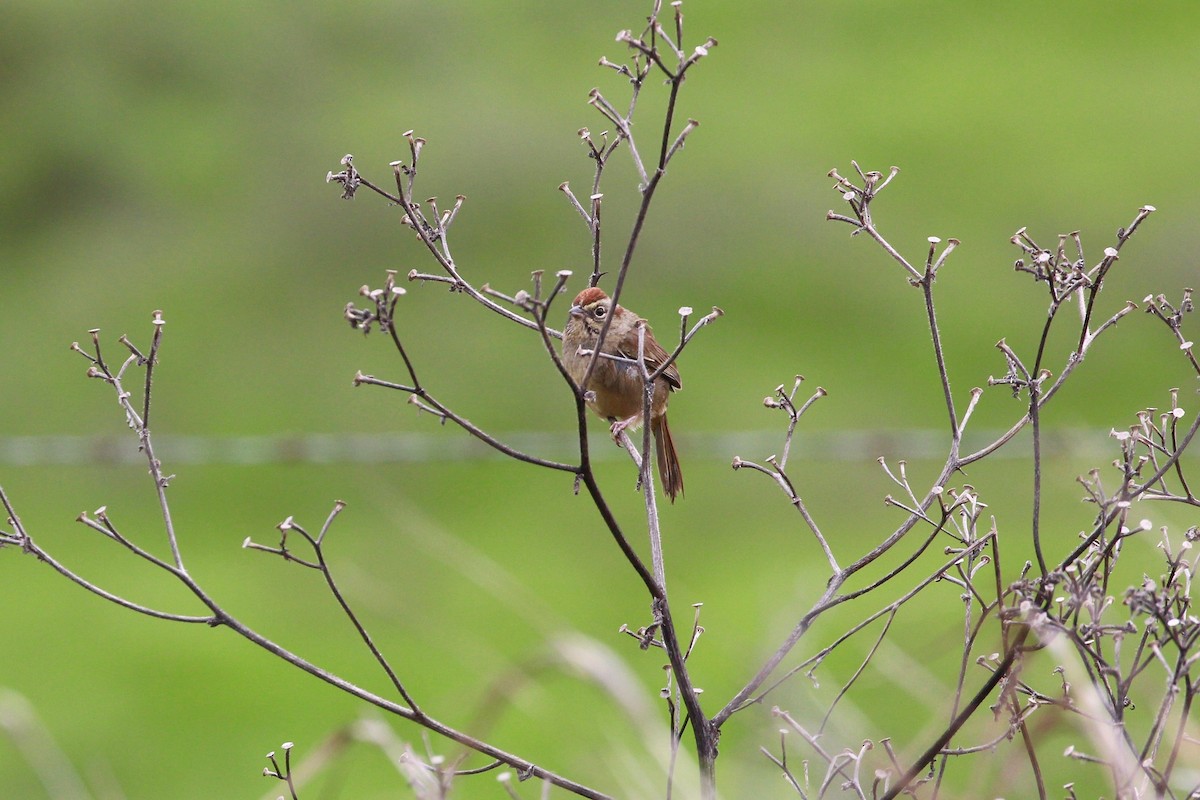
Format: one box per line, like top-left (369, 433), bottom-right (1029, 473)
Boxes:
top-left (568, 305), bottom-right (584, 318)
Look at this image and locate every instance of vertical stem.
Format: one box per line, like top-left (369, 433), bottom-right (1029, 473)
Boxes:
top-left (1028, 307), bottom-right (1059, 579)
top-left (923, 277), bottom-right (959, 441)
top-left (1030, 380), bottom-right (1047, 578)
top-left (1158, 675), bottom-right (1193, 792)
top-left (636, 324), bottom-right (667, 589)
top-left (134, 317), bottom-right (184, 572)
top-left (1015, 699), bottom-right (1047, 800)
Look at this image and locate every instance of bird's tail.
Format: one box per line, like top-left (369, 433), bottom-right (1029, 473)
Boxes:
top-left (653, 414), bottom-right (684, 503)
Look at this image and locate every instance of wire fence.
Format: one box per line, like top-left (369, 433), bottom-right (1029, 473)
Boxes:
top-left (0, 428), bottom-right (1115, 466)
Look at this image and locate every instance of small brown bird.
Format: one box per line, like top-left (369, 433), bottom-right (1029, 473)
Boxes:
top-left (562, 287), bottom-right (683, 501)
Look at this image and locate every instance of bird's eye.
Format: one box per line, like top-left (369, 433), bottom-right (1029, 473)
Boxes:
top-left (593, 305), bottom-right (607, 318)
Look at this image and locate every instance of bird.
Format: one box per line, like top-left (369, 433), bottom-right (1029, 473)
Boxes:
top-left (562, 287), bottom-right (683, 501)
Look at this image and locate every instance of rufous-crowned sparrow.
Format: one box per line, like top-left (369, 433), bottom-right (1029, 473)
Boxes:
top-left (562, 287), bottom-right (683, 502)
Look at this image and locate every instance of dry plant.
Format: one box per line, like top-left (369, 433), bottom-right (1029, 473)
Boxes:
top-left (3, 2), bottom-right (1198, 798)
top-left (749, 172), bottom-right (1197, 800)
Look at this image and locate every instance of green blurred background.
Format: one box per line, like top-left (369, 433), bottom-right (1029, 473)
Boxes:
top-left (3, 1), bottom-right (1198, 797)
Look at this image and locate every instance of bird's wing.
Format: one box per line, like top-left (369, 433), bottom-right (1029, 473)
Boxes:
top-left (618, 325), bottom-right (682, 390)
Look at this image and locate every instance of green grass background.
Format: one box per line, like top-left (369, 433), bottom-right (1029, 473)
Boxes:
top-left (3, 1), bottom-right (1198, 797)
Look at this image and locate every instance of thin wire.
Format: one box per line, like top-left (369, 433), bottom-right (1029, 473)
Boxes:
top-left (0, 428), bottom-right (1114, 466)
